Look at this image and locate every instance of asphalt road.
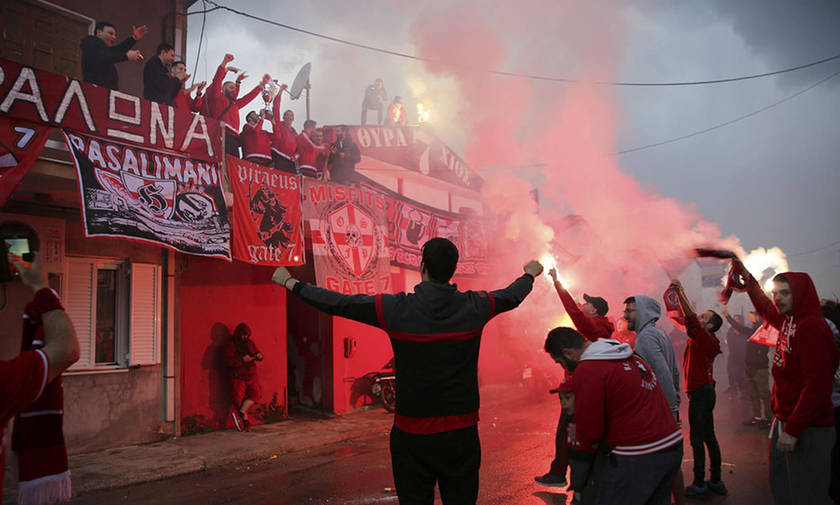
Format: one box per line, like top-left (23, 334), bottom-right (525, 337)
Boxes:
top-left (68, 387), bottom-right (775, 505)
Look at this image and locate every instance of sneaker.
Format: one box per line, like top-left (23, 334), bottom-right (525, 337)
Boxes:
top-left (242, 417), bottom-right (251, 432)
top-left (231, 411), bottom-right (243, 432)
top-left (685, 483), bottom-right (709, 497)
top-left (707, 480), bottom-right (728, 495)
top-left (534, 473), bottom-right (567, 487)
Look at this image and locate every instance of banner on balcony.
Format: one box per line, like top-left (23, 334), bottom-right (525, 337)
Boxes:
top-left (227, 156), bottom-right (304, 266)
top-left (0, 117), bottom-right (52, 206)
top-left (360, 181), bottom-right (489, 277)
top-left (0, 58), bottom-right (222, 162)
top-left (341, 125), bottom-right (482, 191)
top-left (63, 130), bottom-right (231, 259)
top-left (302, 179), bottom-right (390, 294)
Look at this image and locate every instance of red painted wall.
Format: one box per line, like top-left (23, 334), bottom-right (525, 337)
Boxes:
top-left (179, 258), bottom-right (287, 430)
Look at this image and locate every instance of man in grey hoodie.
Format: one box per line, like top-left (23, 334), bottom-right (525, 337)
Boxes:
top-left (624, 295), bottom-right (685, 505)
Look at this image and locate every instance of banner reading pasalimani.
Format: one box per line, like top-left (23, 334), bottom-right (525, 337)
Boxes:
top-left (63, 130), bottom-right (231, 259)
top-left (303, 179), bottom-right (390, 295)
top-left (0, 117), bottom-right (52, 206)
top-left (227, 155), bottom-right (304, 266)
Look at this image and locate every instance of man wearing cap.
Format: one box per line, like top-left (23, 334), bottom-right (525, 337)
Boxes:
top-left (535, 269), bottom-right (615, 487)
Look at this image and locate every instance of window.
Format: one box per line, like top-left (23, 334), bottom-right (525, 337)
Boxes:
top-left (65, 258), bottom-right (161, 370)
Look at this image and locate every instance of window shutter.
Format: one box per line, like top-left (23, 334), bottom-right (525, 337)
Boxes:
top-left (130, 263), bottom-right (161, 365)
top-left (66, 259), bottom-right (94, 369)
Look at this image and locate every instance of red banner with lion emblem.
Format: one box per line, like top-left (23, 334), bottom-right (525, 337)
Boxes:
top-left (302, 179), bottom-right (390, 295)
top-left (227, 156), bottom-right (304, 266)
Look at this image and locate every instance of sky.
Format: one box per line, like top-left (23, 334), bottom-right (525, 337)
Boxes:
top-left (185, 0), bottom-right (840, 297)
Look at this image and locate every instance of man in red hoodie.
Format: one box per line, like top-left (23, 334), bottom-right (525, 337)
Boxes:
top-left (204, 53), bottom-right (269, 157)
top-left (734, 260), bottom-right (839, 505)
top-left (671, 280), bottom-right (726, 497)
top-left (239, 111), bottom-right (272, 166)
top-left (296, 120), bottom-right (327, 179)
top-left (270, 85), bottom-right (298, 174)
top-left (535, 269), bottom-right (616, 487)
top-left (545, 326), bottom-right (683, 505)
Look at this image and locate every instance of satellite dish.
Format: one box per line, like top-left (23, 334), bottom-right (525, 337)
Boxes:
top-left (289, 63), bottom-right (311, 100)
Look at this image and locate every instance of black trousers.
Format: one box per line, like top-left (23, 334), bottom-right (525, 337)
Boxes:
top-left (272, 152), bottom-right (297, 174)
top-left (549, 413), bottom-right (570, 476)
top-left (688, 383), bottom-right (722, 485)
top-left (390, 425), bottom-right (480, 505)
top-left (225, 131), bottom-right (241, 158)
top-left (361, 101), bottom-right (383, 125)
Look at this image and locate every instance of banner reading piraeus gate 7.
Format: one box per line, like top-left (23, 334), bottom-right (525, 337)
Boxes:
top-left (303, 179), bottom-right (390, 295)
top-left (227, 156), bottom-right (304, 266)
top-left (63, 130), bottom-right (231, 259)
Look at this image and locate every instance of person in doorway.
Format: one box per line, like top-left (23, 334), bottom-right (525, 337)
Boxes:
top-left (223, 323), bottom-right (263, 432)
top-left (272, 238), bottom-right (542, 505)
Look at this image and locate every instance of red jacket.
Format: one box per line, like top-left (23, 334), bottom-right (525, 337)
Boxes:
top-left (573, 340), bottom-right (682, 456)
top-left (554, 282), bottom-right (614, 341)
top-left (270, 94), bottom-right (297, 159)
top-left (296, 131), bottom-right (326, 177)
top-left (172, 87), bottom-right (203, 113)
top-left (203, 64), bottom-right (262, 134)
top-left (746, 271), bottom-right (839, 437)
top-left (239, 119), bottom-right (272, 162)
top-left (223, 337), bottom-right (261, 381)
top-left (682, 314), bottom-right (722, 393)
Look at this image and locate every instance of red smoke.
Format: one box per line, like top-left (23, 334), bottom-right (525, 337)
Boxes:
top-left (409, 2), bottom-right (740, 382)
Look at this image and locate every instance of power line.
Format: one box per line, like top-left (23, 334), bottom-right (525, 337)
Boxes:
top-left (616, 66), bottom-right (840, 155)
top-left (189, 0), bottom-right (208, 86)
top-left (187, 1), bottom-right (840, 88)
top-left (787, 240), bottom-right (840, 258)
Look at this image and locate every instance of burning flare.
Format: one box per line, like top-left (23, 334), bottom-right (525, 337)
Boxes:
top-left (742, 247), bottom-right (789, 291)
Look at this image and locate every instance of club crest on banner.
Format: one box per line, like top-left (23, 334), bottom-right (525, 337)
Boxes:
top-left (328, 203), bottom-right (376, 277)
top-left (122, 172), bottom-right (176, 220)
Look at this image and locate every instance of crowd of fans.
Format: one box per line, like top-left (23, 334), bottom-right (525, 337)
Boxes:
top-left (79, 21), bottom-right (425, 184)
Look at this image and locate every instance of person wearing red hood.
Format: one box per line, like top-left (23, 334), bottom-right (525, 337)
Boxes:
top-left (535, 268), bottom-right (616, 488)
top-left (671, 280), bottom-right (726, 497)
top-left (203, 53), bottom-right (269, 157)
top-left (735, 260), bottom-right (839, 505)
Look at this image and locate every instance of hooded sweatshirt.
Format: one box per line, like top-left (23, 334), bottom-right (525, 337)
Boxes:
top-left (746, 271), bottom-right (839, 437)
top-left (682, 313), bottom-right (722, 393)
top-left (204, 64), bottom-right (262, 135)
top-left (554, 282), bottom-right (614, 341)
top-left (631, 296), bottom-right (681, 416)
top-left (573, 339), bottom-right (682, 456)
top-left (292, 273), bottom-right (535, 434)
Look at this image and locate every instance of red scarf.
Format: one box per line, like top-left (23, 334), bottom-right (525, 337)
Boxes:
top-left (12, 289), bottom-right (71, 504)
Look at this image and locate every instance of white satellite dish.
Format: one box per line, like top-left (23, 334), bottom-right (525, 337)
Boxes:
top-left (289, 63), bottom-right (311, 100)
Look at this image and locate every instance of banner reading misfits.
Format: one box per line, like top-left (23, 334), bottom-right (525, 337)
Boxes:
top-left (303, 179), bottom-right (390, 295)
top-left (0, 58), bottom-right (222, 162)
top-left (227, 156), bottom-right (304, 266)
top-left (63, 130), bottom-right (231, 259)
top-left (344, 125), bottom-right (482, 192)
top-left (360, 181), bottom-right (489, 277)
top-left (0, 117), bottom-right (52, 206)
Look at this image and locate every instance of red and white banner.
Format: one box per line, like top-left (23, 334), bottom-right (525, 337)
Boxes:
top-left (361, 181), bottom-right (490, 277)
top-left (227, 156), bottom-right (304, 266)
top-left (748, 321), bottom-right (779, 347)
top-left (302, 179), bottom-right (390, 295)
top-left (0, 117), bottom-right (51, 206)
top-left (339, 125), bottom-right (482, 191)
top-left (0, 58), bottom-right (222, 162)
top-left (64, 130), bottom-right (231, 259)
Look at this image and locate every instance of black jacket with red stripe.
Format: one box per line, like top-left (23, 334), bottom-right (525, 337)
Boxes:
top-left (291, 274), bottom-right (535, 433)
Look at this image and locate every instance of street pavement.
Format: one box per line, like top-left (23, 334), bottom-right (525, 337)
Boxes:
top-left (62, 384), bottom-right (777, 505)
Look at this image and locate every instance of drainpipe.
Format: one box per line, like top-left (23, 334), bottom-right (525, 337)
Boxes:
top-left (161, 248), bottom-right (176, 435)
